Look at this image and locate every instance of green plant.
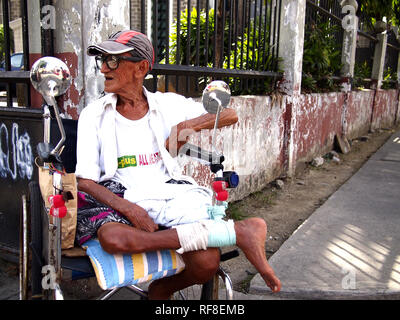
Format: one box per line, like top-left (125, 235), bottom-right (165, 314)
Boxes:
top-left (167, 7), bottom-right (278, 95)
top-left (353, 61), bottom-right (372, 89)
top-left (168, 7), bottom-right (217, 66)
top-left (224, 15), bottom-right (280, 95)
top-left (0, 25), bottom-right (15, 61)
top-left (301, 20), bottom-right (343, 93)
top-left (359, 0), bottom-right (400, 29)
top-left (381, 67), bottom-right (398, 89)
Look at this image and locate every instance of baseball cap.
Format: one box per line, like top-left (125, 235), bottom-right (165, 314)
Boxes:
top-left (87, 30), bottom-right (155, 70)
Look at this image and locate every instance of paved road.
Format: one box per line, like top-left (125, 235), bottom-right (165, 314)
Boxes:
top-left (250, 130), bottom-right (400, 299)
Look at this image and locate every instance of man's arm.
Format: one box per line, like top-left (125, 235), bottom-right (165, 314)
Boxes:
top-left (77, 178), bottom-right (158, 232)
top-left (165, 108), bottom-right (238, 155)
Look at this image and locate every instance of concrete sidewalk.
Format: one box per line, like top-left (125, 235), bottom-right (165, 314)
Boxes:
top-left (249, 130), bottom-right (400, 299)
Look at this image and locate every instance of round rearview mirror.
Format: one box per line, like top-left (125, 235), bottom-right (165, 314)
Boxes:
top-left (30, 57), bottom-right (71, 99)
top-left (202, 80), bottom-right (231, 114)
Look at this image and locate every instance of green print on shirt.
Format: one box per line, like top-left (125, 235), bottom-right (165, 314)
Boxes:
top-left (118, 155), bottom-right (137, 169)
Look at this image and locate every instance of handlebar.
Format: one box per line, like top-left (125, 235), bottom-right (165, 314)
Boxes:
top-left (37, 101), bottom-right (66, 165)
top-left (180, 143), bottom-right (225, 165)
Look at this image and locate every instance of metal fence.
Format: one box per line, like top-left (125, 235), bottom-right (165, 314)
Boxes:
top-left (142, 0), bottom-right (283, 96)
top-left (354, 8), bottom-right (378, 88)
top-left (0, 0), bottom-right (30, 108)
top-left (384, 29), bottom-right (399, 89)
top-left (304, 0), bottom-right (344, 79)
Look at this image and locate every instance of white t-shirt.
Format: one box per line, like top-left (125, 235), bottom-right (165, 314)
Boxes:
top-left (112, 110), bottom-right (171, 190)
top-left (75, 88), bottom-right (208, 183)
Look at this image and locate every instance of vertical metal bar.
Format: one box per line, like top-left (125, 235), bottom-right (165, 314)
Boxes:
top-left (165, 0), bottom-right (170, 92)
top-left (153, 0), bottom-right (159, 63)
top-left (251, 0), bottom-right (257, 70)
top-left (245, 0), bottom-right (251, 90)
top-left (240, 0), bottom-right (246, 91)
top-left (221, 0), bottom-right (226, 70)
top-left (213, 0), bottom-right (218, 68)
top-left (205, 0), bottom-right (210, 66)
top-left (226, 0), bottom-right (232, 88)
top-left (186, 0), bottom-right (192, 66)
top-left (196, 0), bottom-right (200, 66)
top-left (2, 0), bottom-right (12, 107)
top-left (141, 0), bottom-right (146, 33)
top-left (186, 0), bottom-right (192, 92)
top-left (19, 194), bottom-right (28, 300)
top-left (227, 0), bottom-right (233, 69)
top-left (275, 0), bottom-right (281, 73)
top-left (262, 0), bottom-right (268, 70)
top-left (233, 0), bottom-right (239, 91)
top-left (50, 171), bottom-right (63, 300)
top-left (272, 0), bottom-right (278, 72)
top-left (256, 0), bottom-right (262, 70)
top-left (204, 0), bottom-right (210, 85)
top-left (176, 0), bottom-right (181, 92)
top-left (195, 0), bottom-right (200, 91)
top-left (21, 0), bottom-right (31, 107)
top-left (256, 0), bottom-right (262, 90)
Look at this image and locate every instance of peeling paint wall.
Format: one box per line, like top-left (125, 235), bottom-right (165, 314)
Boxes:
top-left (345, 90), bottom-right (375, 140)
top-left (293, 93), bottom-right (344, 164)
top-left (180, 95), bottom-right (287, 201)
top-left (178, 89), bottom-right (399, 201)
top-left (371, 89), bottom-right (399, 130)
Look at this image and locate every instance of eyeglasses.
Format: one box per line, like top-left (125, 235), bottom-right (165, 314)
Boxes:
top-left (95, 54), bottom-right (143, 70)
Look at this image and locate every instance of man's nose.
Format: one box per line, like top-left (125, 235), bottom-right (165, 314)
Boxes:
top-left (100, 61), bottom-right (111, 73)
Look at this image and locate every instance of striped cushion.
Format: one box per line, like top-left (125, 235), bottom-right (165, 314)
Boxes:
top-left (83, 239), bottom-right (185, 290)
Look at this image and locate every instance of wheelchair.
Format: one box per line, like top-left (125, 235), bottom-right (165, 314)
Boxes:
top-left (19, 57), bottom-right (239, 300)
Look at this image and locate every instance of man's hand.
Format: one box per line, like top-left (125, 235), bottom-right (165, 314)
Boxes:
top-left (77, 178), bottom-right (158, 232)
top-left (165, 121), bottom-right (195, 157)
top-left (123, 202), bottom-right (159, 232)
top-left (165, 108), bottom-right (238, 157)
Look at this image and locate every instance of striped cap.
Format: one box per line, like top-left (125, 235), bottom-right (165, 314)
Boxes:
top-left (87, 30), bottom-right (154, 70)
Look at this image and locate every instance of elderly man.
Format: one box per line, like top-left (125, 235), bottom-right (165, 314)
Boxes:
top-left (75, 30), bottom-right (280, 299)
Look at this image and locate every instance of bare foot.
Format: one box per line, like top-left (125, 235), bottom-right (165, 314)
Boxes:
top-left (235, 217), bottom-right (281, 293)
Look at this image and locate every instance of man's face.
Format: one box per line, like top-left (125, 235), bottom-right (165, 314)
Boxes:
top-left (99, 52), bottom-right (138, 94)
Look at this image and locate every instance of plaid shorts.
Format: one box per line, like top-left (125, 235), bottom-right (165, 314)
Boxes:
top-left (75, 179), bottom-right (191, 245)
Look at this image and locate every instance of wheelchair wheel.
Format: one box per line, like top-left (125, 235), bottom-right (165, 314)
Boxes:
top-left (28, 181), bottom-right (45, 300)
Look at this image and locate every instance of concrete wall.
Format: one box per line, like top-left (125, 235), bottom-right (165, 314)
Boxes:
top-left (180, 94), bottom-right (287, 201)
top-left (181, 89), bottom-right (400, 202)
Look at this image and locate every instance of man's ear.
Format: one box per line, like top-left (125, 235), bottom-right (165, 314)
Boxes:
top-left (136, 60), bottom-right (150, 78)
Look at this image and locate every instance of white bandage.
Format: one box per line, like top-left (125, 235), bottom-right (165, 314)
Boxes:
top-left (173, 222), bottom-right (209, 254)
top-left (173, 219), bottom-right (236, 254)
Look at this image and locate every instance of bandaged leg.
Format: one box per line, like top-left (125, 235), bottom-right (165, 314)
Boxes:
top-left (174, 219), bottom-right (236, 254)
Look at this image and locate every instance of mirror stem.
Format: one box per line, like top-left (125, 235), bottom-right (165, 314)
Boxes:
top-left (211, 93), bottom-right (222, 153)
top-left (47, 96), bottom-right (66, 157)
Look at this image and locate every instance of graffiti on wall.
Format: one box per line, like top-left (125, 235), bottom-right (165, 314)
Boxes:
top-left (0, 122), bottom-right (33, 180)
